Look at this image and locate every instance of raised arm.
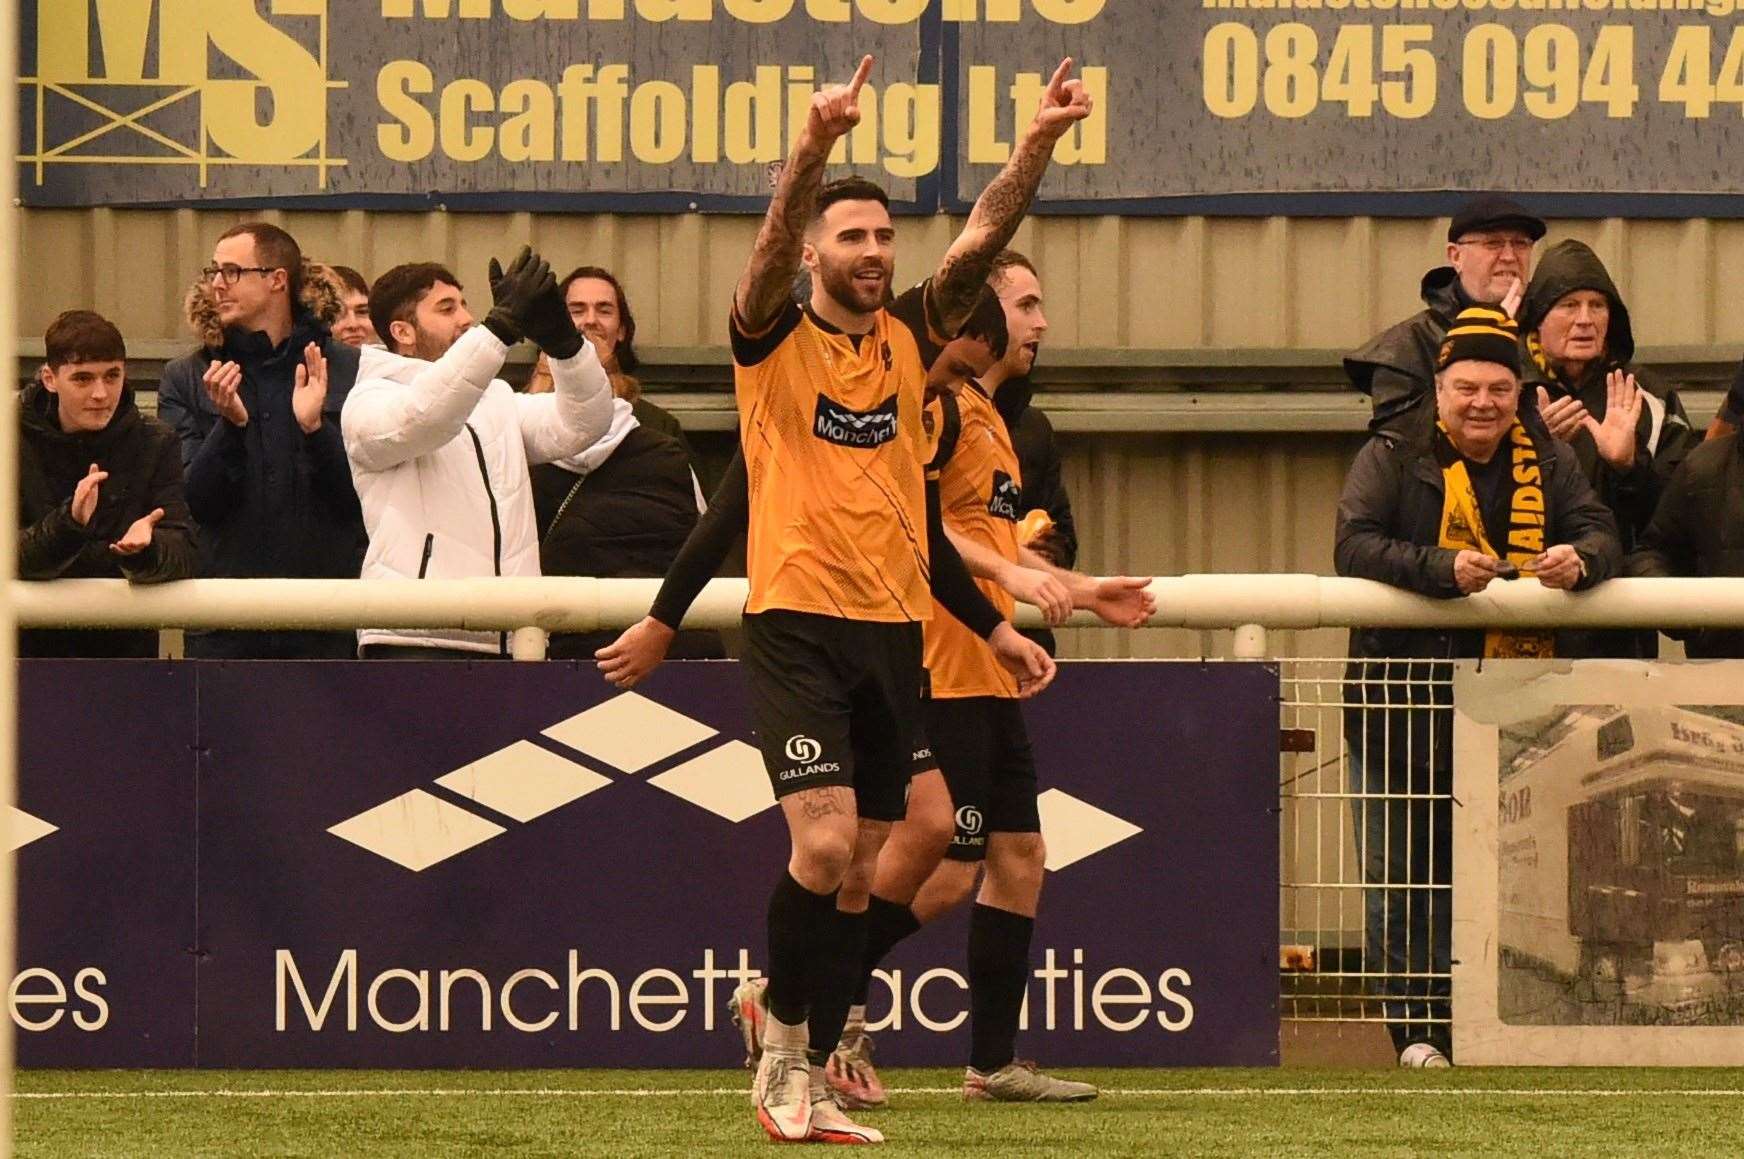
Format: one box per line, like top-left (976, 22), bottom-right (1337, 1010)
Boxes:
top-left (733, 56), bottom-right (873, 332)
top-left (930, 58), bottom-right (1093, 336)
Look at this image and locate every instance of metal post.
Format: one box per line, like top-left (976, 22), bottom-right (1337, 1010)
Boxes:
top-left (510, 626), bottom-right (549, 661)
top-left (1233, 623), bottom-right (1269, 659)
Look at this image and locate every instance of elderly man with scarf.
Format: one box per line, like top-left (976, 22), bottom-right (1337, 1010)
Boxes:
top-left (1335, 306), bottom-right (1622, 1068)
top-left (1518, 240), bottom-right (1700, 656)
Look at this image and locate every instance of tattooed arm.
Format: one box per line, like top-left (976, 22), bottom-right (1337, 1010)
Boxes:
top-left (930, 58), bottom-right (1094, 337)
top-left (732, 56), bottom-right (874, 333)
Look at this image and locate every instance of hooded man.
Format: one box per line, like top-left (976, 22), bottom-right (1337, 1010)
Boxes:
top-left (1345, 196), bottom-right (1544, 438)
top-left (1518, 240), bottom-right (1701, 657)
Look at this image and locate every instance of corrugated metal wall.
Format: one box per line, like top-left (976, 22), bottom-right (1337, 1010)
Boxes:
top-left (20, 208), bottom-right (1742, 663)
top-left (24, 209), bottom-right (1744, 352)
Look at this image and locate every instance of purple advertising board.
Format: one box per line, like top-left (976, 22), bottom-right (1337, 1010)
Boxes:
top-left (15, 659), bottom-right (1279, 1068)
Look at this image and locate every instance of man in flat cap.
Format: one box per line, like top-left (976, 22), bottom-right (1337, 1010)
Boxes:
top-left (1345, 195), bottom-right (1546, 438)
top-left (1335, 306), bottom-right (1620, 1068)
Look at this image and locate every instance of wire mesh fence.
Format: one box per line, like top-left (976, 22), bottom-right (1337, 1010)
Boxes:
top-left (1279, 658), bottom-right (1454, 1039)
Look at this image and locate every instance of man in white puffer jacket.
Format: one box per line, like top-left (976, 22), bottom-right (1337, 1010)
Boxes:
top-left (343, 248), bottom-right (613, 657)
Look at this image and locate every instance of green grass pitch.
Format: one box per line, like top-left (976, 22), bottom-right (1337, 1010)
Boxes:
top-left (16, 1068), bottom-right (1744, 1157)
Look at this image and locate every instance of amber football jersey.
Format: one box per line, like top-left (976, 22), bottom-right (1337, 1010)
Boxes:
top-left (925, 380), bottom-right (1023, 699)
top-left (731, 286), bottom-right (945, 623)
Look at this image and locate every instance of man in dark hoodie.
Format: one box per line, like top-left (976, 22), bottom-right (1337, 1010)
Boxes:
top-left (1345, 196), bottom-right (1544, 437)
top-left (20, 311), bottom-right (195, 658)
top-left (1518, 240), bottom-right (1701, 657)
top-left (158, 222), bottom-right (365, 659)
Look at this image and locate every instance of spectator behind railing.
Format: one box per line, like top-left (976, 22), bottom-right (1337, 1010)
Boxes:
top-left (1517, 240), bottom-right (1701, 658)
top-left (19, 311), bottom-right (195, 658)
top-left (526, 266), bottom-right (704, 497)
top-left (1334, 308), bottom-right (1621, 1069)
top-left (341, 251), bottom-right (612, 658)
top-left (1710, 355), bottom-right (1744, 441)
top-left (328, 265), bottom-right (381, 349)
top-left (1344, 195), bottom-right (1544, 439)
top-left (1627, 430), bottom-right (1744, 658)
top-left (156, 222), bottom-right (365, 659)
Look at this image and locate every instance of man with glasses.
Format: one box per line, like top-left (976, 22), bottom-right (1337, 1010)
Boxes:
top-left (1345, 196), bottom-right (1545, 439)
top-left (158, 222), bottom-right (367, 658)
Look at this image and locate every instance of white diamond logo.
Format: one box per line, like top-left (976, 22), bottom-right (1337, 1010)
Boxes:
top-left (328, 789), bottom-right (506, 872)
top-left (433, 740), bottom-right (611, 822)
top-left (6, 806), bottom-right (57, 852)
top-left (541, 692), bottom-right (717, 773)
top-left (647, 740), bottom-right (777, 822)
top-left (1036, 789), bottom-right (1142, 871)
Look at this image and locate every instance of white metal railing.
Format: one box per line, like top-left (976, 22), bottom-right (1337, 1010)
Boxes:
top-left (16, 575), bottom-right (1744, 660)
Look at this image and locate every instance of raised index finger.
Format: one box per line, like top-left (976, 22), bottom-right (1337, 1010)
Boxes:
top-left (847, 55), bottom-right (874, 99)
top-left (1046, 57), bottom-right (1075, 99)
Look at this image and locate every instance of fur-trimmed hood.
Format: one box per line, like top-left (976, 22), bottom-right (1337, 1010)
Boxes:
top-left (182, 261), bottom-right (346, 350)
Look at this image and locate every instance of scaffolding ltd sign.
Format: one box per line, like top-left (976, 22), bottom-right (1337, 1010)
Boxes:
top-left (14, 658), bottom-right (1278, 1068)
top-left (24, 2), bottom-right (1744, 212)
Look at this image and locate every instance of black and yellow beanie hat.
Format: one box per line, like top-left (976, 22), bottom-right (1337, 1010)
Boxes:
top-left (1437, 307), bottom-right (1521, 375)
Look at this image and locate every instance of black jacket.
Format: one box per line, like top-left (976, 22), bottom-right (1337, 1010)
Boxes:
top-left (1519, 240), bottom-right (1701, 554)
top-left (532, 424), bottom-right (721, 662)
top-left (18, 381), bottom-right (195, 657)
top-left (1626, 433), bottom-right (1744, 658)
top-left (1344, 267), bottom-right (1472, 438)
top-left (157, 312), bottom-right (365, 580)
top-left (993, 376), bottom-right (1077, 568)
top-left (1335, 415), bottom-right (1622, 673)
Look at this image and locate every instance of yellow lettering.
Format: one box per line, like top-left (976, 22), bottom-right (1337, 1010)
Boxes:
top-left (1515, 486), bottom-right (1545, 514)
top-left (440, 78), bottom-right (496, 161)
top-left (1512, 464), bottom-right (1541, 485)
top-left (503, 0), bottom-right (580, 14)
top-left (805, 0), bottom-right (853, 18)
top-left (629, 79), bottom-right (687, 162)
top-left (785, 66), bottom-right (816, 151)
top-left (376, 60), bottom-right (437, 160)
top-left (692, 65), bottom-right (721, 161)
top-left (500, 78), bottom-right (556, 161)
top-left (1032, 0), bottom-right (1106, 20)
top-left (881, 82), bottom-right (940, 177)
top-left (967, 66), bottom-right (1010, 162)
top-left (380, 0), bottom-right (492, 16)
top-left (203, 2), bottom-right (326, 162)
top-left (635, 0), bottom-right (711, 18)
top-left (725, 65), bottom-right (784, 163)
top-left (856, 0), bottom-right (928, 21)
top-left (724, 0), bottom-right (794, 16)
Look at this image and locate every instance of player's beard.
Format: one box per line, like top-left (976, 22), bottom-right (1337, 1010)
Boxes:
top-left (818, 257), bottom-right (891, 316)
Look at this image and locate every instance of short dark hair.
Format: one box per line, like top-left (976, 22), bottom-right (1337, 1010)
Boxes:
top-left (330, 265), bottom-right (370, 298)
top-left (813, 177), bottom-right (891, 226)
top-left (218, 222), bottom-right (304, 302)
top-left (988, 249), bottom-right (1037, 290)
top-left (559, 265), bottom-right (638, 374)
top-left (369, 263), bottom-right (461, 352)
top-left (44, 310), bottom-right (125, 368)
top-left (957, 287), bottom-right (1009, 360)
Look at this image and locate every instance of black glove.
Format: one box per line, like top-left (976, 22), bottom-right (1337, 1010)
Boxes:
top-left (482, 245), bottom-right (539, 346)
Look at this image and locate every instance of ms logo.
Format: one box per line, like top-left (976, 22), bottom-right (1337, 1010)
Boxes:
top-left (784, 735), bottom-right (823, 764)
top-left (21, 0), bottom-right (341, 191)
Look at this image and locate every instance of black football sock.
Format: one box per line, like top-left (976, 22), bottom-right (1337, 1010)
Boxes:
top-left (807, 905), bottom-right (870, 1065)
top-left (765, 871), bottom-right (835, 1029)
top-left (853, 894), bottom-right (923, 1005)
top-left (968, 903), bottom-right (1034, 1075)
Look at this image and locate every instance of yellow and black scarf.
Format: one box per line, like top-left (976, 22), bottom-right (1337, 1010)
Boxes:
top-left (1434, 419), bottom-right (1555, 659)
